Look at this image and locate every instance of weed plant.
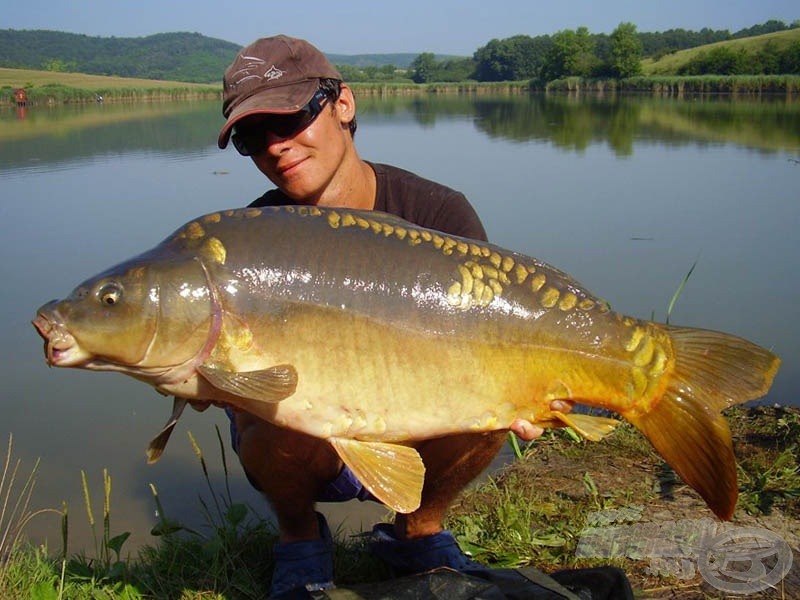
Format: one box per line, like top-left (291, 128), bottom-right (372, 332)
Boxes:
top-left (545, 74), bottom-right (800, 94)
top-left (0, 434), bottom-right (60, 595)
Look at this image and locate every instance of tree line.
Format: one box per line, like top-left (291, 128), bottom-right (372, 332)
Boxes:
top-left (407, 20), bottom-right (800, 84)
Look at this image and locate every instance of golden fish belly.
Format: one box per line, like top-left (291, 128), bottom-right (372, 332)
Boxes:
top-left (214, 302), bottom-right (671, 443)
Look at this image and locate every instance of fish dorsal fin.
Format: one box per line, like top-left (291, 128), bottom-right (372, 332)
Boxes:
top-left (329, 438), bottom-right (425, 514)
top-left (551, 410), bottom-right (619, 442)
top-left (146, 397), bottom-right (188, 464)
top-left (197, 364), bottom-right (298, 403)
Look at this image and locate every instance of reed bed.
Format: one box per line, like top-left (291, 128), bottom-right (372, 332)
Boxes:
top-left (545, 74), bottom-right (800, 95)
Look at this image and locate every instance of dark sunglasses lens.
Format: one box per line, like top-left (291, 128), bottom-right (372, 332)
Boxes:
top-left (231, 92), bottom-right (328, 156)
top-left (270, 112), bottom-right (311, 138)
top-left (231, 130), bottom-right (262, 156)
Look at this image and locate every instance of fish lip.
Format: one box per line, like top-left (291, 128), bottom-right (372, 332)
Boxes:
top-left (32, 309), bottom-right (86, 367)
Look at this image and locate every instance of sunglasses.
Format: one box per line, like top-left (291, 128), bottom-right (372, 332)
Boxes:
top-left (231, 88), bottom-right (331, 156)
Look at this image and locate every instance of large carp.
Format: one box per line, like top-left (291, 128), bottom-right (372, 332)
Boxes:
top-left (33, 206), bottom-right (780, 520)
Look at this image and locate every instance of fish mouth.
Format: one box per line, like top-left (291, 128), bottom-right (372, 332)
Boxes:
top-left (32, 306), bottom-right (90, 367)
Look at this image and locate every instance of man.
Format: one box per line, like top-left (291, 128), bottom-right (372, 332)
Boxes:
top-left (218, 35), bottom-right (572, 597)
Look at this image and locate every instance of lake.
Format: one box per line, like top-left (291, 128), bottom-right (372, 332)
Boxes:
top-left (1, 92), bottom-right (798, 555)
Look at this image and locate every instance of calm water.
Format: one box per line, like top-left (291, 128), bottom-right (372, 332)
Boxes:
top-left (2, 93), bottom-right (798, 553)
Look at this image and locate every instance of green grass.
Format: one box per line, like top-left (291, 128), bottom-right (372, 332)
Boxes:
top-left (0, 67), bottom-right (220, 91)
top-left (642, 28), bottom-right (800, 76)
top-left (0, 67), bottom-right (220, 104)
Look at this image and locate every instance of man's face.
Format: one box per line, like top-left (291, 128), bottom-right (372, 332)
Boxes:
top-left (243, 87), bottom-right (356, 204)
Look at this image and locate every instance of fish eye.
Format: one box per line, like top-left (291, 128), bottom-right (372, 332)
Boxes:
top-left (98, 284), bottom-right (122, 306)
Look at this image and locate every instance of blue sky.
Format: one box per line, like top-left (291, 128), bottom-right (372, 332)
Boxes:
top-left (2, 0), bottom-right (797, 55)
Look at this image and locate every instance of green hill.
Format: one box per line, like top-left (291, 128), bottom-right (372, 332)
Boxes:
top-left (642, 27), bottom-right (800, 75)
top-left (0, 30), bottom-right (239, 83)
top-left (0, 29), bottom-right (458, 83)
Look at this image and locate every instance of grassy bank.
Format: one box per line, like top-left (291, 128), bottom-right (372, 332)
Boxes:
top-left (1, 406), bottom-right (797, 599)
top-left (0, 68), bottom-right (220, 105)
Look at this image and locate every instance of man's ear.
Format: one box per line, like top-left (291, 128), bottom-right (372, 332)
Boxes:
top-left (335, 84), bottom-right (357, 128)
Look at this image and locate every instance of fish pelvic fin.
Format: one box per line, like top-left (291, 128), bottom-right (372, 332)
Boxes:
top-left (198, 363), bottom-right (298, 403)
top-left (146, 397), bottom-right (188, 464)
top-left (329, 438), bottom-right (425, 514)
top-left (623, 326), bottom-right (781, 521)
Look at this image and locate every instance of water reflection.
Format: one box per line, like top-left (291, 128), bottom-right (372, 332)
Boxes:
top-left (358, 93), bottom-right (800, 155)
top-left (1, 102), bottom-right (222, 175)
top-left (4, 93), bottom-right (799, 176)
top-left (1, 93), bottom-right (798, 555)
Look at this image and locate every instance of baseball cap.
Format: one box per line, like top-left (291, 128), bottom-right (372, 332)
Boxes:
top-left (218, 35), bottom-right (343, 149)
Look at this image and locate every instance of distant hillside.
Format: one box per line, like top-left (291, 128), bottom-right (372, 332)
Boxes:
top-left (0, 29), bottom-right (454, 83)
top-left (0, 30), bottom-right (239, 83)
top-left (642, 27), bottom-right (800, 75)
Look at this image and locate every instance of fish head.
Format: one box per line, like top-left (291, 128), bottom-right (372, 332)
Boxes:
top-left (33, 249), bottom-right (217, 381)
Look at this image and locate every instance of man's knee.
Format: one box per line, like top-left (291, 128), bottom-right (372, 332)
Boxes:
top-left (232, 413), bottom-right (341, 501)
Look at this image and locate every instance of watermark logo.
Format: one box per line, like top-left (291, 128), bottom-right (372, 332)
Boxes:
top-left (576, 508), bottom-right (793, 594)
top-left (698, 527), bottom-right (793, 594)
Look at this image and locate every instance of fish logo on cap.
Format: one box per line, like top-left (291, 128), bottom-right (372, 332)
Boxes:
top-left (264, 65), bottom-right (285, 81)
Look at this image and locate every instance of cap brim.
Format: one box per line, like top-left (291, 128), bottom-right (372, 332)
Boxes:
top-left (218, 79), bottom-right (318, 148)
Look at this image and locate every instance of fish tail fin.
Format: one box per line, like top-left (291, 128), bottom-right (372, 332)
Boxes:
top-left (622, 326), bottom-right (780, 521)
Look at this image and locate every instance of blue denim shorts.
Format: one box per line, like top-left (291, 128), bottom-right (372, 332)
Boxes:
top-left (225, 408), bottom-right (376, 502)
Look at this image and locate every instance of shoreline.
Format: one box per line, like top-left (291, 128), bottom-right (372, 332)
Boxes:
top-left (3, 68), bottom-right (799, 106)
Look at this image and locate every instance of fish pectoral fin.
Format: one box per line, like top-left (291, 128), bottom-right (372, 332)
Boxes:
top-left (551, 410), bottom-right (620, 442)
top-left (197, 364), bottom-right (298, 403)
top-left (329, 438), bottom-right (425, 514)
top-left (146, 397), bottom-right (188, 464)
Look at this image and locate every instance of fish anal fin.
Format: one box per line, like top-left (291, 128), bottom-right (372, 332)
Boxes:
top-left (197, 364), bottom-right (297, 403)
top-left (329, 438), bottom-right (424, 514)
top-left (551, 410), bottom-right (620, 442)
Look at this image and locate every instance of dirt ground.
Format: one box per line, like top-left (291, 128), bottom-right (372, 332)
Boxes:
top-left (462, 406), bottom-right (800, 599)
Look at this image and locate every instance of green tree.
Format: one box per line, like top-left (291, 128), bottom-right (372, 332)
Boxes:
top-left (473, 35), bottom-right (551, 81)
top-left (571, 26), bottom-right (597, 76)
top-left (754, 41), bottom-right (781, 74)
top-left (680, 46), bottom-right (749, 75)
top-left (541, 27), bottom-right (596, 81)
top-left (411, 52), bottom-right (437, 83)
top-left (779, 41), bottom-right (800, 73)
top-left (472, 39), bottom-right (504, 80)
top-left (609, 22), bottom-right (643, 78)
top-left (436, 57), bottom-right (476, 82)
top-left (42, 58), bottom-right (77, 72)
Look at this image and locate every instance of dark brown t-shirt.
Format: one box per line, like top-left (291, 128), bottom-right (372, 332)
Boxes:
top-left (248, 162), bottom-right (487, 242)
